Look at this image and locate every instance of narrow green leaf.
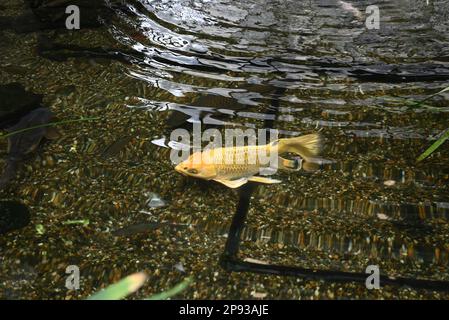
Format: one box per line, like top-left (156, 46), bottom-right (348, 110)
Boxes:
top-left (417, 85), bottom-right (449, 105)
top-left (87, 272), bottom-right (147, 300)
top-left (147, 277), bottom-right (193, 300)
top-left (417, 129), bottom-right (449, 162)
top-left (0, 117), bottom-right (101, 140)
top-left (62, 219), bottom-right (90, 226)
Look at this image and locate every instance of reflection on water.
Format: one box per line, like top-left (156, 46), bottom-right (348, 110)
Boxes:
top-left (1, 0), bottom-right (449, 298)
top-left (99, 0), bottom-right (449, 277)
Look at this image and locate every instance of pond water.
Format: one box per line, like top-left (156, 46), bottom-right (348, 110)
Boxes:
top-left (0, 0), bottom-right (449, 299)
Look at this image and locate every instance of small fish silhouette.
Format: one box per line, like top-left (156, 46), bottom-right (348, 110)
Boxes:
top-left (0, 108), bottom-right (59, 189)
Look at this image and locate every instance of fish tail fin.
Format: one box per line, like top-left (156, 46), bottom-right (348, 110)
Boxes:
top-left (277, 133), bottom-right (322, 161)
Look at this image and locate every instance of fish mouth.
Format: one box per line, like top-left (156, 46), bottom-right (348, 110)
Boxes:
top-left (174, 164), bottom-right (187, 176)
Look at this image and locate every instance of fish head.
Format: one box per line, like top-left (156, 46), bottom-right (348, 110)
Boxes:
top-left (175, 153), bottom-right (217, 180)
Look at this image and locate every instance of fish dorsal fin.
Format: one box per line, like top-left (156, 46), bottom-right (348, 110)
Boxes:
top-left (247, 176), bottom-right (282, 184)
top-left (214, 178), bottom-right (248, 188)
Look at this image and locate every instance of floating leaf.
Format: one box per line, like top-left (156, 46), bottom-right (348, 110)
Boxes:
top-left (87, 272), bottom-right (147, 300)
top-left (417, 129), bottom-right (449, 162)
top-left (147, 277), bottom-right (192, 300)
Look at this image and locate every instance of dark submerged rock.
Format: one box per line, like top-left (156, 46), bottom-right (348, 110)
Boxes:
top-left (0, 201), bottom-right (31, 234)
top-left (0, 83), bottom-right (43, 128)
top-left (0, 107), bottom-right (59, 189)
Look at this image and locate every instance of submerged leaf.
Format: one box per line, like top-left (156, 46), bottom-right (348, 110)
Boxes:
top-left (87, 272), bottom-right (147, 300)
top-left (417, 129), bottom-right (449, 162)
top-left (35, 224), bottom-right (45, 235)
top-left (418, 85), bottom-right (449, 104)
top-left (62, 219), bottom-right (90, 226)
top-left (146, 277), bottom-right (192, 300)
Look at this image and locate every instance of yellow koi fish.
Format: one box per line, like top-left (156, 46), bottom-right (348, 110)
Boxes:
top-left (175, 133), bottom-right (322, 188)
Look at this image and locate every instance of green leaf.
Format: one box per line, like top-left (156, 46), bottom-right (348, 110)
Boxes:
top-left (35, 224), bottom-right (45, 235)
top-left (62, 219), bottom-right (90, 226)
top-left (87, 272), bottom-right (147, 300)
top-left (147, 277), bottom-right (193, 300)
top-left (417, 129), bottom-right (449, 162)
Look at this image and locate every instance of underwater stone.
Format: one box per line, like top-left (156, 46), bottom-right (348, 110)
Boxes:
top-left (146, 192), bottom-right (166, 208)
top-left (0, 201), bottom-right (31, 235)
top-left (0, 83), bottom-right (43, 128)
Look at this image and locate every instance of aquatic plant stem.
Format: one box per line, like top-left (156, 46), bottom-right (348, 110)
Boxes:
top-left (418, 85), bottom-right (449, 105)
top-left (0, 116), bottom-right (101, 140)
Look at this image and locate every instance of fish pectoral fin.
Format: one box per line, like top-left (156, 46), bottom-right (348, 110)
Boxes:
top-left (214, 178), bottom-right (248, 188)
top-left (247, 176), bottom-right (282, 184)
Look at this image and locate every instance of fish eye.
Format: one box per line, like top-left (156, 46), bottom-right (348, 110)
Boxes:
top-left (187, 168), bottom-right (199, 175)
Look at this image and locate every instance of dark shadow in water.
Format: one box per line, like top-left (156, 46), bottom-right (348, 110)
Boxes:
top-left (0, 84), bottom-right (58, 190)
top-left (1, 1), bottom-right (140, 63)
top-left (0, 107), bottom-right (58, 190)
top-left (0, 0), bottom-right (111, 33)
top-left (0, 201), bottom-right (30, 234)
top-left (36, 35), bottom-right (143, 63)
top-left (0, 83), bottom-right (43, 128)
